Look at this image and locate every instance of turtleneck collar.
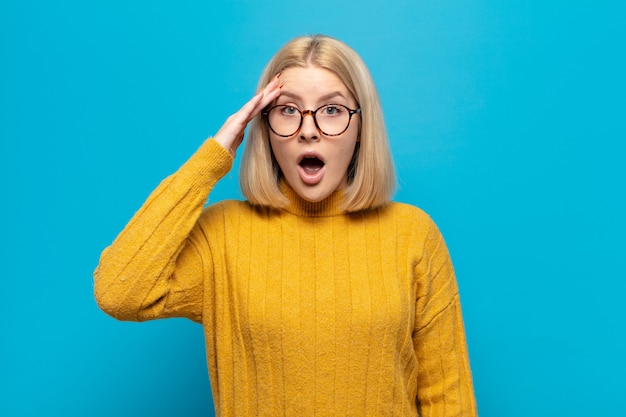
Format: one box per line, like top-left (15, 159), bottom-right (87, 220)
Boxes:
top-left (280, 181), bottom-right (346, 217)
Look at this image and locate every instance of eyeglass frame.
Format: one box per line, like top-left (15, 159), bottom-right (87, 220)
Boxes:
top-left (261, 103), bottom-right (361, 137)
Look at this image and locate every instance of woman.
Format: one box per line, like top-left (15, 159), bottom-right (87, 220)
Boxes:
top-left (94, 34), bottom-right (478, 417)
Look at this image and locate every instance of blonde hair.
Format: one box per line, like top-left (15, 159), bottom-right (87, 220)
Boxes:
top-left (240, 35), bottom-right (396, 212)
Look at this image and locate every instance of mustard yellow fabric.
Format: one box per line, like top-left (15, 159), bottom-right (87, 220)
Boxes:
top-left (94, 139), bottom-right (478, 417)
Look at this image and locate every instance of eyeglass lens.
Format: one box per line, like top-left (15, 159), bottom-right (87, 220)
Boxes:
top-left (266, 104), bottom-right (357, 137)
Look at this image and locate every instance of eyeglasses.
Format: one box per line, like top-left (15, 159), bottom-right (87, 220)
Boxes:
top-left (262, 104), bottom-right (361, 137)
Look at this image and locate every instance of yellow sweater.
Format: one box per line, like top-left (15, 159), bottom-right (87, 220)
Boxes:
top-left (94, 139), bottom-right (478, 417)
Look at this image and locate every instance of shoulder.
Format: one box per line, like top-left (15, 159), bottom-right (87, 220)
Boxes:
top-left (385, 201), bottom-right (429, 217)
top-left (200, 199), bottom-right (282, 223)
top-left (193, 200), bottom-right (260, 242)
top-left (379, 201), bottom-right (437, 229)
top-left (202, 199), bottom-right (252, 216)
top-left (376, 202), bottom-right (446, 247)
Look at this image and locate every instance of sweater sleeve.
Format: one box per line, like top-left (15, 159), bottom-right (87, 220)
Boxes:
top-left (93, 139), bottom-right (232, 323)
top-left (413, 219), bottom-right (478, 417)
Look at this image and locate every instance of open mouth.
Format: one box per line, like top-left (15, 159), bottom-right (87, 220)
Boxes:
top-left (297, 154), bottom-right (326, 185)
top-left (298, 156), bottom-right (325, 175)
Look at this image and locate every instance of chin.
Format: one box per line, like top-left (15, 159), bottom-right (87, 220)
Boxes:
top-left (299, 190), bottom-right (328, 203)
top-left (291, 184), bottom-right (330, 203)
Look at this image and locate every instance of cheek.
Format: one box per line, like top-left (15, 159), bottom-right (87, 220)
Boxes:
top-left (338, 137), bottom-right (359, 165)
top-left (268, 139), bottom-right (291, 172)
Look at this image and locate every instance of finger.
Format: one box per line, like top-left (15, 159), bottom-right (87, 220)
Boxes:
top-left (233, 92), bottom-right (264, 125)
top-left (254, 80), bottom-right (282, 114)
top-left (213, 75), bottom-right (282, 154)
top-left (216, 84), bottom-right (271, 139)
top-left (244, 75), bottom-right (282, 120)
top-left (230, 73), bottom-right (282, 122)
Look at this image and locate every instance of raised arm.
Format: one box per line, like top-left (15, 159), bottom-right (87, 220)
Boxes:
top-left (93, 76), bottom-right (281, 322)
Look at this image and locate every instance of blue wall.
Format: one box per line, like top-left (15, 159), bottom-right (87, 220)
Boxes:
top-left (2, 1), bottom-right (624, 415)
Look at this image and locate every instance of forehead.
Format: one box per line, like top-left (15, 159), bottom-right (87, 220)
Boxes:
top-left (278, 66), bottom-right (351, 102)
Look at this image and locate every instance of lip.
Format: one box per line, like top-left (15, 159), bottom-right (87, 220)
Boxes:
top-left (297, 151), bottom-right (325, 185)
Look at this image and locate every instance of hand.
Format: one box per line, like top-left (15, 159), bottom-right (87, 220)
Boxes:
top-left (214, 74), bottom-right (282, 157)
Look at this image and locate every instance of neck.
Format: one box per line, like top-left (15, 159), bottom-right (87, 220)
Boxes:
top-left (281, 181), bottom-right (345, 217)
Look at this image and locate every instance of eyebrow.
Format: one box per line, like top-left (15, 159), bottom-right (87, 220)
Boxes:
top-left (278, 90), bottom-right (348, 103)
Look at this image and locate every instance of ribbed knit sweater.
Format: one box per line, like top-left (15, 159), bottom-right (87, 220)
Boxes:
top-left (94, 139), bottom-right (478, 417)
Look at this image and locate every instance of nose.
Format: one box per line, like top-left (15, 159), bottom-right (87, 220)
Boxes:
top-left (299, 110), bottom-right (319, 141)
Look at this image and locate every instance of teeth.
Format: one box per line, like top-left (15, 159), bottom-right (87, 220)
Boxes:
top-left (299, 156), bottom-right (324, 175)
top-left (303, 165), bottom-right (321, 174)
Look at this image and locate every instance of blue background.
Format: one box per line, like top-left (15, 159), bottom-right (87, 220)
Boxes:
top-left (2, 0), bottom-right (625, 416)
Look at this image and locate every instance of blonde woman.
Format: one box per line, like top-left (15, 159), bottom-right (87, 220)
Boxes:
top-left (94, 35), bottom-right (478, 417)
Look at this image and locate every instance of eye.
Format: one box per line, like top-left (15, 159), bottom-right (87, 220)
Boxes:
top-left (280, 105), bottom-right (299, 116)
top-left (321, 104), bottom-right (344, 116)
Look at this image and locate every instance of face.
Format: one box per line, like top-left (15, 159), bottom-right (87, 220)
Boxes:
top-left (269, 65), bottom-right (360, 203)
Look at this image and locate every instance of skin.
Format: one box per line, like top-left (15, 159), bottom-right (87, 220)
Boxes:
top-left (214, 66), bottom-right (360, 203)
top-left (214, 74), bottom-right (282, 157)
top-left (268, 66), bottom-right (360, 202)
